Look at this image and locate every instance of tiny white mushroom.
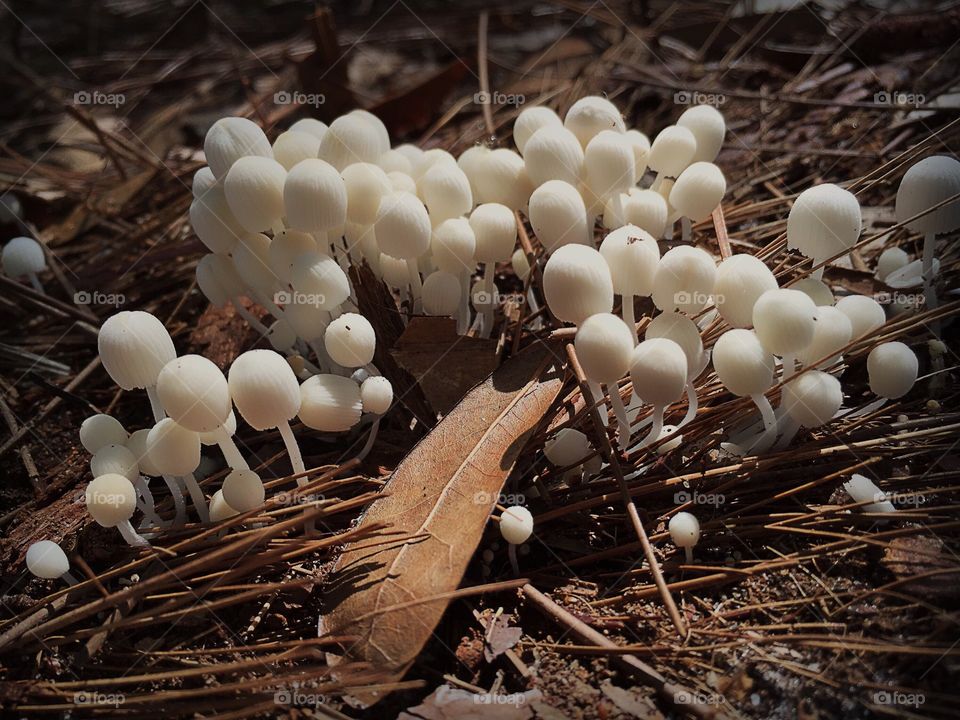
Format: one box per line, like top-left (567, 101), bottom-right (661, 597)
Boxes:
top-left (499, 505), bottom-right (534, 575)
top-left (629, 338), bottom-right (688, 448)
top-left (203, 117), bottom-right (273, 180)
top-left (221, 469), bottom-right (265, 513)
top-left (299, 374), bottom-right (363, 432)
top-left (713, 329), bottom-right (777, 453)
top-left (575, 313), bottom-right (634, 439)
top-left (80, 414), bottom-right (128, 453)
top-left (514, 106), bottom-right (562, 155)
top-left (712, 254), bottom-right (778, 329)
top-left (752, 288), bottom-right (818, 378)
top-left (668, 511), bottom-right (700, 563)
top-left (26, 541), bottom-right (77, 585)
top-left (358, 375), bottom-right (394, 460)
top-left (543, 244), bottom-right (614, 327)
top-left (563, 96), bottom-right (625, 148)
top-left (787, 184), bottom-right (861, 279)
top-left (835, 294), bottom-right (885, 339)
top-left (2, 237), bottom-right (46, 292)
top-left (86, 474), bottom-right (148, 546)
top-left (528, 180), bottom-right (590, 253)
top-left (651, 245), bottom-right (717, 316)
top-left (223, 156), bottom-right (288, 234)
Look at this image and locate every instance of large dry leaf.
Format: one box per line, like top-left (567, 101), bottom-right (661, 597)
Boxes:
top-left (322, 341), bottom-right (564, 699)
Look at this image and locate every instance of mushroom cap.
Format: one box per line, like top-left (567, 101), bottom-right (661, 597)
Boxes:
top-left (386, 170), bottom-right (417, 194)
top-left (598, 224), bottom-right (660, 297)
top-left (412, 148), bottom-right (457, 185)
top-left (752, 288), bottom-right (818, 356)
top-left (125, 428), bottom-right (163, 475)
top-left (669, 162), bottom-right (726, 222)
top-left (542, 244), bottom-right (614, 325)
top-left (885, 257), bottom-right (940, 289)
top-left (289, 250), bottom-right (351, 311)
top-left (844, 474), bottom-right (896, 514)
top-left (98, 311), bottom-right (176, 391)
top-left (298, 374), bottom-right (363, 432)
top-left (379, 148), bottom-right (413, 175)
top-left (677, 104), bottom-right (726, 163)
top-left (80, 414), bottom-right (128, 454)
top-left (209, 489), bottom-right (240, 522)
top-left (422, 270), bottom-right (461, 316)
top-left (575, 313), bottom-right (634, 385)
top-left (222, 469), bottom-right (265, 512)
top-left (341, 162), bottom-right (392, 226)
top-left (289, 118), bottom-right (328, 141)
top-left (630, 338), bottom-right (688, 407)
top-left (228, 349), bottom-right (301, 430)
top-left (432, 218), bottom-right (476, 274)
top-left (394, 143), bottom-right (425, 167)
top-left (268, 230), bottom-right (318, 283)
top-left (499, 505), bottom-right (534, 545)
top-left (867, 341), bottom-right (918, 399)
top-left (455, 145), bottom-right (490, 198)
top-left (835, 294), bottom-right (885, 339)
top-left (895, 155), bottom-right (960, 234)
top-left (652, 245), bottom-right (718, 314)
top-left (232, 233), bottom-right (280, 298)
top-left (623, 188), bottom-right (668, 237)
top-left (380, 253), bottom-right (411, 290)
top-left (146, 418), bottom-right (201, 476)
top-left (511, 248), bottom-right (531, 281)
top-left (469, 203), bottom-right (517, 263)
top-left (564, 96), bottom-right (626, 147)
top-left (189, 184), bottom-right (246, 255)
top-left (523, 126), bottom-right (584, 188)
top-left (375, 191), bottom-right (431, 260)
top-left (792, 277), bottom-right (835, 307)
top-left (473, 148), bottom-right (531, 210)
top-left (529, 180), bottom-right (589, 252)
top-left (324, 313), bottom-right (376, 368)
top-left (2, 237), bottom-right (46, 277)
top-left (514, 105), bottom-right (563, 155)
top-left (223, 156), bottom-right (287, 233)
top-left (85, 473), bottom-right (137, 527)
top-left (713, 329), bottom-right (775, 397)
top-left (645, 312), bottom-right (705, 380)
top-left (283, 158), bottom-right (347, 233)
top-left (266, 319), bottom-right (297, 353)
top-left (272, 130), bottom-right (321, 170)
top-left (204, 117), bottom-right (273, 180)
top-left (198, 409), bottom-right (236, 446)
top-left (584, 130), bottom-right (636, 200)
top-left (317, 113), bottom-right (383, 170)
top-left (197, 254), bottom-right (234, 307)
top-left (624, 129), bottom-right (651, 177)
top-left (876, 246), bottom-right (910, 282)
top-left (347, 109), bottom-right (390, 157)
top-left (782, 370), bottom-right (843, 428)
top-left (668, 511), bottom-right (700, 548)
top-left (26, 540), bottom-right (70, 579)
top-left (787, 183), bottom-right (861, 262)
top-left (647, 125), bottom-right (697, 177)
top-left (192, 167), bottom-right (217, 198)
top-left (544, 428), bottom-right (592, 467)
top-left (360, 375), bottom-right (393, 415)
top-left (421, 162), bottom-right (473, 222)
top-left (0, 192), bottom-right (23, 222)
top-left (156, 355), bottom-right (232, 432)
top-left (91, 444), bottom-right (138, 482)
top-left (713, 254), bottom-right (779, 328)
top-left (797, 305), bottom-right (852, 368)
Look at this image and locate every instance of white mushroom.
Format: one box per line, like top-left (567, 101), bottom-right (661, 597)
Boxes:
top-left (2, 237), bottom-right (47, 292)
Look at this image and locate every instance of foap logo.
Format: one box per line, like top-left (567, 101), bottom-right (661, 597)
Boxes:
top-left (880, 491), bottom-right (926, 508)
top-left (874, 291), bottom-right (925, 306)
top-left (473, 491), bottom-right (526, 506)
top-left (275, 290), bottom-right (326, 307)
top-left (274, 688), bottom-right (329, 708)
top-left (674, 90), bottom-right (726, 107)
top-left (74, 691), bottom-right (125, 707)
top-left (74, 90), bottom-right (125, 108)
top-left (274, 90), bottom-right (326, 108)
top-left (874, 90), bottom-right (925, 108)
top-left (473, 693), bottom-right (530, 706)
top-left (75, 290), bottom-right (125, 308)
top-left (674, 691), bottom-right (724, 706)
top-left (474, 90), bottom-right (526, 107)
top-left (274, 490), bottom-right (325, 506)
top-left (873, 690), bottom-right (925, 708)
top-left (674, 489), bottom-right (725, 507)
top-left (674, 290), bottom-right (715, 307)
top-left (471, 290), bottom-right (524, 306)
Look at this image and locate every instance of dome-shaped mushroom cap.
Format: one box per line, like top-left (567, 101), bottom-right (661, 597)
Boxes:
top-left (91, 444), bottom-right (138, 482)
top-left (348, 109), bottom-right (390, 156)
top-left (98, 311), bottom-right (177, 391)
top-left (156, 355), bottom-right (232, 433)
top-left (713, 254), bottom-right (779, 328)
top-left (209, 489), bottom-right (240, 522)
top-left (198, 409), bottom-right (236, 446)
top-left (272, 130), bottom-right (321, 171)
top-left (647, 125), bottom-right (698, 177)
top-left (125, 429), bottom-right (162, 476)
top-left (360, 375), bottom-right (393, 415)
top-left (623, 188), bottom-right (668, 237)
top-left (289, 251), bottom-right (350, 311)
top-left (564, 96), bottom-right (626, 147)
top-left (196, 254), bottom-right (232, 308)
top-left (317, 113), bottom-right (383, 170)
top-left (222, 469), bottom-right (265, 512)
top-left (204, 117), bottom-right (273, 180)
top-left (514, 106), bottom-right (563, 155)
top-left (381, 253), bottom-right (411, 290)
top-left (792, 277), bottom-right (835, 307)
top-left (192, 167), bottom-right (217, 198)
top-left (146, 418), bottom-right (201, 476)
top-left (455, 145), bottom-right (490, 197)
top-left (2, 237), bottom-right (46, 277)
top-left (283, 158), bottom-right (347, 233)
top-left (380, 148), bottom-right (413, 175)
top-left (421, 162), bottom-right (473, 222)
top-left (543, 244), bottom-right (614, 325)
top-left (85, 473), bottom-right (137, 527)
top-left (511, 248), bottom-right (531, 281)
top-left (189, 184), bottom-right (246, 255)
top-left (713, 329), bottom-right (775, 397)
top-left (584, 130), bottom-right (636, 200)
top-left (624, 130), bottom-right (651, 177)
top-left (876, 246), bottom-right (910, 282)
top-left (266, 319), bottom-right (297, 353)
top-left (787, 183), bottom-right (861, 262)
top-left (474, 148), bottom-right (531, 210)
top-left (268, 230), bottom-right (318, 283)
top-left (752, 288), bottom-right (818, 356)
top-left (375, 191), bottom-right (431, 260)
top-left (26, 540), bottom-right (70, 579)
top-left (469, 203), bottom-right (517, 263)
top-left (677, 104), bottom-right (726, 163)
top-left (499, 505), bottom-right (534, 545)
top-left (529, 180), bottom-right (590, 253)
top-left (342, 162), bottom-right (392, 226)
top-left (223, 156), bottom-right (287, 233)
top-left (782, 370), bottom-right (842, 428)
top-left (630, 338), bottom-right (688, 407)
top-left (299, 374), bottom-right (363, 431)
top-left (544, 428), bottom-right (592, 467)
top-left (80, 414), bottom-right (128, 454)
top-left (645, 313), bottom-right (705, 379)
top-left (228, 349), bottom-right (301, 431)
top-left (523, 126), bottom-right (584, 188)
top-left (652, 245), bottom-right (718, 314)
top-left (324, 313), bottom-right (376, 368)
top-left (289, 118), bottom-right (328, 141)
top-left (867, 341), bottom-right (918, 399)
top-left (575, 313), bottom-right (634, 385)
top-left (895, 155), bottom-right (960, 234)
top-left (387, 170), bottom-right (417, 194)
top-left (797, 306), bottom-right (852, 368)
top-left (668, 511), bottom-right (700, 547)
top-left (598, 224), bottom-right (660, 297)
top-left (422, 270), bottom-right (461, 316)
top-left (835, 294), bottom-right (885, 339)
top-left (411, 148), bottom-right (457, 186)
top-left (432, 218), bottom-right (476, 274)
top-left (669, 162), bottom-right (726, 222)
top-left (231, 233), bottom-right (280, 297)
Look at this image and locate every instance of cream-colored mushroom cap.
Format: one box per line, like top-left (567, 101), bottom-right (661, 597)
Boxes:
top-left (2, 237), bottom-right (46, 278)
top-left (231, 233), bottom-right (280, 298)
top-left (529, 180), bottom-right (589, 253)
top-left (360, 375), bottom-right (393, 415)
top-left (272, 130), bottom-right (321, 170)
top-left (156, 355), bottom-right (232, 433)
top-left (192, 166), bottom-right (216, 198)
top-left (677, 104), bottom-right (726, 163)
top-left (473, 148), bottom-right (532, 210)
top-left (575, 313), bottom-right (634, 385)
top-left (299, 374), bottom-right (363, 432)
top-left (668, 511), bottom-right (700, 548)
top-left (624, 188), bottom-right (668, 237)
top-left (317, 113), bottom-right (383, 170)
top-left (752, 288), bottom-right (817, 356)
top-left (647, 125), bottom-right (697, 177)
top-left (563, 96), bottom-right (626, 147)
top-left (204, 117), bottom-right (273, 179)
top-left (544, 428), bottom-right (592, 467)
top-left (421, 162), bottom-right (473, 222)
top-left (584, 130), bottom-right (636, 200)
top-left (797, 306), bottom-right (852, 368)
top-left (499, 505), bottom-right (534, 545)
top-left (876, 247), bottom-right (910, 281)
top-left (712, 254), bottom-right (778, 328)
top-left (324, 313), bottom-right (376, 368)
top-left (867, 342), bottom-right (918, 399)
top-left (341, 162), bottom-right (392, 226)
top-left (470, 203), bottom-right (517, 263)
top-left (198, 410), bottom-right (236, 447)
top-left (91, 444), bottom-right (138, 482)
top-left (125, 429), bottom-right (163, 476)
top-left (652, 245), bottom-right (717, 314)
top-left (223, 156), bottom-right (287, 233)
top-left (835, 294), bottom-right (885, 339)
top-left (624, 130), bottom-right (651, 177)
top-left (712, 329), bottom-right (774, 397)
top-left (630, 338), bottom-right (688, 406)
top-left (80, 414), bottom-right (128, 454)
top-left (26, 541), bottom-right (70, 579)
top-left (511, 248), bottom-right (530, 281)
top-left (222, 469), bottom-right (265, 512)
top-left (645, 313), bottom-right (705, 379)
top-left (375, 191), bottom-right (431, 260)
top-left (422, 271), bottom-right (461, 316)
top-left (523, 126), bottom-right (584, 188)
top-left (146, 418), bottom-right (201, 476)
top-left (85, 474), bottom-right (137, 527)
top-left (669, 162), bottom-right (726, 222)
top-left (514, 106), bottom-right (562, 155)
top-left (283, 158), bottom-right (347, 233)
top-left (782, 371), bottom-right (842, 428)
top-left (598, 224), bottom-right (660, 297)
top-left (209, 490), bottom-right (239, 522)
top-left (289, 251), bottom-right (350, 311)
top-left (792, 277), bottom-right (835, 307)
top-left (895, 155), bottom-right (960, 234)
top-left (432, 218), bottom-right (476, 274)
top-left (380, 253), bottom-right (411, 290)
top-left (455, 145), bottom-right (490, 198)
top-left (289, 118), bottom-right (328, 141)
top-left (379, 148), bottom-right (413, 175)
top-left (543, 244), bottom-right (614, 325)
top-left (98, 311), bottom-right (176, 391)
top-left (268, 230), bottom-right (317, 283)
top-left (266, 319), bottom-right (298, 353)
top-left (787, 184), bottom-right (861, 263)
top-left (227, 349), bottom-right (301, 431)
top-left (348, 109), bottom-right (390, 157)
top-left (387, 171), bottom-right (417, 194)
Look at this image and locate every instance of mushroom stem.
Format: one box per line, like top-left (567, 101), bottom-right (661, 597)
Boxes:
top-left (60, 571), bottom-right (79, 586)
top-left (607, 384), bottom-right (630, 442)
top-left (837, 396), bottom-right (887, 419)
top-left (637, 405), bottom-right (665, 449)
top-left (146, 386), bottom-right (165, 423)
top-left (508, 542), bottom-right (520, 577)
top-left (162, 474), bottom-right (187, 526)
top-left (231, 301), bottom-right (270, 335)
top-left (588, 380), bottom-right (608, 426)
top-left (457, 270), bottom-right (471, 335)
top-left (681, 216), bottom-right (692, 242)
top-left (773, 416), bottom-right (800, 450)
top-left (277, 420), bottom-right (306, 482)
top-left (677, 382), bottom-right (698, 430)
top-left (811, 261), bottom-right (825, 281)
top-left (745, 393), bottom-right (777, 454)
top-left (212, 425), bottom-right (249, 471)
top-left (133, 476), bottom-right (162, 528)
top-left (480, 264), bottom-right (495, 339)
top-left (116, 520), bottom-right (149, 547)
top-left (622, 296), bottom-right (637, 344)
top-left (181, 474), bottom-right (209, 523)
top-left (781, 353), bottom-right (797, 380)
top-left (684, 546), bottom-right (693, 564)
top-left (27, 273), bottom-right (44, 294)
top-left (922, 231), bottom-right (939, 330)
top-left (407, 259), bottom-right (423, 311)
top-left (357, 417), bottom-right (381, 461)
